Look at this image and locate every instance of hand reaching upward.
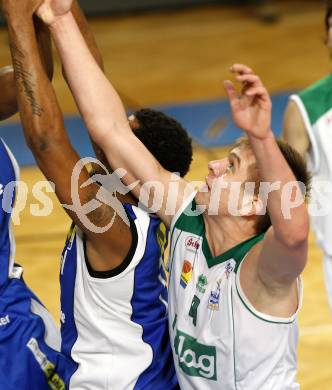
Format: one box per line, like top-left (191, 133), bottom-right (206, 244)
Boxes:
top-left (224, 64), bottom-right (272, 139)
top-left (36, 0), bottom-right (73, 25)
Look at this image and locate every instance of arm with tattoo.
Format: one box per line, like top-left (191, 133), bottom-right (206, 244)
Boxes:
top-left (3, 0), bottom-right (134, 272)
top-left (0, 14), bottom-right (53, 121)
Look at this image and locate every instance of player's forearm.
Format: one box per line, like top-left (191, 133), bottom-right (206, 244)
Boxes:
top-left (6, 12), bottom-right (66, 154)
top-left (0, 18), bottom-right (52, 121)
top-left (34, 16), bottom-right (54, 81)
top-left (71, 0), bottom-right (104, 72)
top-left (249, 133), bottom-right (309, 245)
top-left (50, 11), bottom-right (129, 145)
top-left (69, 1), bottom-right (106, 161)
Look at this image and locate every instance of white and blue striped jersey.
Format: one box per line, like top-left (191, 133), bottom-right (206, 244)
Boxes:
top-left (60, 203), bottom-right (178, 389)
top-left (0, 138), bottom-right (21, 286)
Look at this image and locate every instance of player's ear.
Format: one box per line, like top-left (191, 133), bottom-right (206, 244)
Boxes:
top-left (239, 194), bottom-right (263, 217)
top-left (253, 197), bottom-right (264, 216)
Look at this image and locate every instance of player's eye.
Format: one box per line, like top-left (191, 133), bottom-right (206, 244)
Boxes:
top-left (226, 161), bottom-right (234, 173)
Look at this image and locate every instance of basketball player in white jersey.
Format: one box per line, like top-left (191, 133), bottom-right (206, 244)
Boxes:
top-left (40, 1), bottom-right (312, 387)
top-left (283, 4), bottom-right (332, 312)
top-left (4, 0), bottom-right (192, 388)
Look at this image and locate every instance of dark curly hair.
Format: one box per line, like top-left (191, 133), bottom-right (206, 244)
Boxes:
top-left (132, 108), bottom-right (193, 177)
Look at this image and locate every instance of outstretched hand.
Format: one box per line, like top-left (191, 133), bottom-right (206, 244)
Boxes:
top-left (36, 0), bottom-right (73, 25)
top-left (224, 64), bottom-right (272, 139)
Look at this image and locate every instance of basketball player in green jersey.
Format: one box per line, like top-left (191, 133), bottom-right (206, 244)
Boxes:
top-left (37, 0), bottom-right (310, 387)
top-left (283, 4), bottom-right (332, 313)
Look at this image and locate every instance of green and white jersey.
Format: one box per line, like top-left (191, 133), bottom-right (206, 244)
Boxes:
top-left (290, 74), bottom-right (332, 255)
top-left (168, 193), bottom-right (302, 390)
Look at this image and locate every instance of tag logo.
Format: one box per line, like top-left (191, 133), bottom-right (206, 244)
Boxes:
top-left (180, 260), bottom-right (193, 288)
top-left (185, 236), bottom-right (200, 252)
top-left (174, 329), bottom-right (217, 380)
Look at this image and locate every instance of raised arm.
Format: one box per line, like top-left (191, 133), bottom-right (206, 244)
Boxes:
top-left (282, 99), bottom-right (310, 158)
top-left (65, 0), bottom-right (107, 163)
top-left (0, 16), bottom-right (53, 121)
top-left (3, 0), bottom-right (133, 272)
top-left (36, 1), bottom-right (189, 227)
top-left (225, 64), bottom-right (309, 286)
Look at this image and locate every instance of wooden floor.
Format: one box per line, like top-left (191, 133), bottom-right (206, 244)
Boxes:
top-left (1, 1), bottom-right (332, 388)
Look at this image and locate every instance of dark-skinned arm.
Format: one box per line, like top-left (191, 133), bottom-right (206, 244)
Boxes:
top-left (0, 16), bottom-right (53, 121)
top-left (3, 1), bottom-right (133, 272)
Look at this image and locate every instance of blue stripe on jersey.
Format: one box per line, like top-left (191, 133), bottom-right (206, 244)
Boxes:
top-left (126, 205), bottom-right (178, 390)
top-left (0, 139), bottom-right (17, 289)
top-left (59, 226), bottom-right (79, 385)
top-left (0, 277), bottom-right (73, 389)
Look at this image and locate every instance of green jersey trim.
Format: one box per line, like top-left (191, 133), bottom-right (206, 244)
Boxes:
top-left (206, 232), bottom-right (265, 270)
top-left (174, 198), bottom-right (265, 268)
top-left (174, 197), bottom-right (205, 236)
top-left (235, 259), bottom-right (303, 324)
top-left (298, 73), bottom-right (332, 125)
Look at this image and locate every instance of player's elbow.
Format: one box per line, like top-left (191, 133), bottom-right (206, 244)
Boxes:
top-left (278, 222), bottom-right (309, 250)
top-left (86, 119), bottom-right (127, 148)
top-left (26, 131), bottom-right (51, 155)
top-left (25, 124), bottom-right (61, 155)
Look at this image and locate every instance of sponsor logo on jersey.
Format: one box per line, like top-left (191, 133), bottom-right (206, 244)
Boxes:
top-left (185, 236), bottom-right (200, 252)
top-left (196, 274), bottom-right (208, 294)
top-left (0, 315), bottom-right (10, 326)
top-left (174, 329), bottom-right (217, 380)
top-left (180, 260), bottom-right (193, 288)
top-left (225, 261), bottom-right (234, 279)
top-left (27, 338), bottom-right (65, 390)
top-left (208, 283), bottom-right (220, 311)
top-left (189, 295), bottom-right (200, 326)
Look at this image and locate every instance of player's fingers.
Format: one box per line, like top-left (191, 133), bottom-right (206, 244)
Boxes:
top-left (230, 64), bottom-right (254, 75)
top-left (245, 86), bottom-right (267, 97)
top-left (245, 86), bottom-right (272, 107)
top-left (224, 80), bottom-right (238, 106)
top-left (236, 74), bottom-right (262, 86)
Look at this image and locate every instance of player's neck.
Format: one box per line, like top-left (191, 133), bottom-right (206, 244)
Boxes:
top-left (117, 192), bottom-right (138, 206)
top-left (203, 214), bottom-right (256, 258)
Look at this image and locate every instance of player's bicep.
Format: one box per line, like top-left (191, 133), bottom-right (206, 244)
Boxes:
top-left (257, 227), bottom-right (308, 287)
top-left (282, 100), bottom-right (309, 157)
